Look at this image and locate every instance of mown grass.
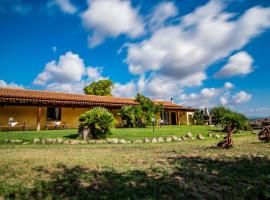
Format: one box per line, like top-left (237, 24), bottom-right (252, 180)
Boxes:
top-left (0, 130), bottom-right (269, 199)
top-left (0, 125), bottom-right (251, 141)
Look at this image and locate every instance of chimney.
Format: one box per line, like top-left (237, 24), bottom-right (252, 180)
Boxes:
top-left (170, 97), bottom-right (174, 103)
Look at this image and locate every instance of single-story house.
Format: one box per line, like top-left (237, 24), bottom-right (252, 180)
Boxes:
top-left (0, 88), bottom-right (195, 131)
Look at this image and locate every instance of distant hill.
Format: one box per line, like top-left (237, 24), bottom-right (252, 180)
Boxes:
top-left (248, 116), bottom-right (270, 120)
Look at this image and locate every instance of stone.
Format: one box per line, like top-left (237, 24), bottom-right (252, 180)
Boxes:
top-left (56, 138), bottom-right (64, 144)
top-left (10, 140), bottom-right (23, 143)
top-left (191, 137), bottom-right (195, 140)
top-left (70, 140), bottom-right (80, 145)
top-left (88, 140), bottom-right (96, 144)
top-left (214, 134), bottom-right (220, 139)
top-left (151, 137), bottom-right (158, 143)
top-left (23, 142), bottom-right (30, 145)
top-left (126, 141), bottom-right (131, 144)
top-left (144, 138), bottom-right (150, 143)
top-left (33, 138), bottom-right (40, 143)
top-left (157, 137), bottom-right (164, 143)
top-left (4, 139), bottom-right (10, 143)
top-left (107, 138), bottom-right (119, 144)
top-left (63, 140), bottom-right (70, 144)
top-left (208, 133), bottom-right (213, 137)
top-left (197, 134), bottom-right (205, 140)
top-left (166, 137), bottom-right (172, 142)
top-left (133, 140), bottom-right (143, 144)
top-left (41, 139), bottom-right (46, 144)
top-left (186, 132), bottom-right (193, 138)
top-left (172, 136), bottom-right (178, 141)
top-left (181, 136), bottom-right (187, 141)
top-left (45, 138), bottom-right (53, 143)
top-left (119, 139), bottom-right (127, 144)
top-left (177, 137), bottom-right (183, 142)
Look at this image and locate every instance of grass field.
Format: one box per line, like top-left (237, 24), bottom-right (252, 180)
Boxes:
top-left (0, 125), bottom-right (250, 141)
top-left (0, 126), bottom-right (269, 199)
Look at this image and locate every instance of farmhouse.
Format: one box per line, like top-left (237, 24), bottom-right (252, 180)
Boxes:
top-left (0, 88), bottom-right (195, 131)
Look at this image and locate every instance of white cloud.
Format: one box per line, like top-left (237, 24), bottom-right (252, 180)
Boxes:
top-left (245, 107), bottom-right (270, 117)
top-left (112, 81), bottom-right (136, 98)
top-left (232, 91), bottom-right (252, 104)
top-left (47, 0), bottom-right (77, 14)
top-left (148, 1), bottom-right (178, 32)
top-left (81, 0), bottom-right (144, 48)
top-left (0, 80), bottom-right (23, 88)
top-left (86, 67), bottom-right (108, 81)
top-left (33, 51), bottom-right (85, 85)
top-left (224, 82), bottom-right (234, 89)
top-left (123, 0), bottom-right (270, 101)
top-left (215, 51), bottom-right (254, 78)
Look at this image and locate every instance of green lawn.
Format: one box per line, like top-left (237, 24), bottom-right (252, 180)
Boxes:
top-left (0, 126), bottom-right (269, 199)
top-left (0, 125), bottom-right (251, 141)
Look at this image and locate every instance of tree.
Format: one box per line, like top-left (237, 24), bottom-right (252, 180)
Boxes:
top-left (79, 107), bottom-right (115, 139)
top-left (221, 111), bottom-right (248, 131)
top-left (84, 80), bottom-right (114, 96)
top-left (193, 109), bottom-right (204, 125)
top-left (210, 106), bottom-right (231, 126)
top-left (119, 106), bottom-right (135, 127)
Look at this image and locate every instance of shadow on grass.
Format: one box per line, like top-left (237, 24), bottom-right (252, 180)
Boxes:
top-left (64, 133), bottom-right (79, 139)
top-left (3, 157), bottom-right (270, 199)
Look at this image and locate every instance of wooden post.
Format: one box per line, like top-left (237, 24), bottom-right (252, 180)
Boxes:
top-left (37, 107), bottom-right (42, 131)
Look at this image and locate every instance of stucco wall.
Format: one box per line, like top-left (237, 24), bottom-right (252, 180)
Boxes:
top-left (61, 107), bottom-right (90, 129)
top-left (0, 105), bottom-right (47, 131)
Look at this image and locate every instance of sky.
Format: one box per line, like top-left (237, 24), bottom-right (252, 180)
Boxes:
top-left (0, 0), bottom-right (270, 117)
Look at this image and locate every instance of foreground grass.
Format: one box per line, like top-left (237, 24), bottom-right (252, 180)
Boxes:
top-left (0, 125), bottom-right (250, 141)
top-left (0, 133), bottom-right (269, 199)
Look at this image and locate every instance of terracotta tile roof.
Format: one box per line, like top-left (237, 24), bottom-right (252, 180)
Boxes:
top-left (0, 87), bottom-right (194, 110)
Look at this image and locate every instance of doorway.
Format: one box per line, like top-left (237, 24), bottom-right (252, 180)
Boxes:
top-left (171, 112), bottom-right (176, 125)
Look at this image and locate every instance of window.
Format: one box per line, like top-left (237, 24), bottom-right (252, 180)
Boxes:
top-left (47, 107), bottom-right (61, 121)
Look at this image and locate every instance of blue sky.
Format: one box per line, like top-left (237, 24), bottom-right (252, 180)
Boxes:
top-left (0, 0), bottom-right (270, 116)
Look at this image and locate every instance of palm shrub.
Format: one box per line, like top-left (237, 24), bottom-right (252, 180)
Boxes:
top-left (79, 107), bottom-right (115, 139)
top-left (221, 111), bottom-right (248, 131)
top-left (119, 106), bottom-right (135, 127)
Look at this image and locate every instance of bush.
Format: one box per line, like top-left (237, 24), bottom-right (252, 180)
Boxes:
top-left (210, 106), bottom-right (231, 126)
top-left (79, 107), bottom-right (115, 139)
top-left (193, 109), bottom-right (204, 125)
top-left (221, 111), bottom-right (248, 131)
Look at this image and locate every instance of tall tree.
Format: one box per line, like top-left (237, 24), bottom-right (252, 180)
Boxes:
top-left (84, 80), bottom-right (114, 96)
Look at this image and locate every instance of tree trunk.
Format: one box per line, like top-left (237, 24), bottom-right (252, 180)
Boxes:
top-left (78, 127), bottom-right (91, 140)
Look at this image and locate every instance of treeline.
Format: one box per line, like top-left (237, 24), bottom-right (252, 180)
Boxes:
top-left (193, 106), bottom-right (249, 130)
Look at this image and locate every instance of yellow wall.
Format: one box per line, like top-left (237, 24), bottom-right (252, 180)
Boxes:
top-left (61, 107), bottom-right (90, 128)
top-left (0, 105), bottom-right (46, 131)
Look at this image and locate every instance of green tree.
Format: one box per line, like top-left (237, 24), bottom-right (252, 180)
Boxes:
top-left (119, 106), bottom-right (135, 127)
top-left (84, 80), bottom-right (114, 96)
top-left (79, 107), bottom-right (115, 139)
top-left (193, 109), bottom-right (204, 125)
top-left (221, 111), bottom-right (248, 131)
top-left (210, 106), bottom-right (231, 126)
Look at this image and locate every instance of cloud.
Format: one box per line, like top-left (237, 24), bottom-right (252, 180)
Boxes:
top-left (245, 107), bottom-right (270, 117)
top-left (147, 1), bottom-right (178, 32)
top-left (81, 0), bottom-right (144, 48)
top-left (123, 0), bottom-right (270, 101)
top-left (47, 0), bottom-right (77, 14)
top-left (178, 82), bottom-right (250, 108)
top-left (215, 51), bottom-right (254, 78)
top-left (33, 51), bottom-right (85, 85)
top-left (33, 52), bottom-right (111, 93)
top-left (0, 80), bottom-right (23, 88)
top-left (112, 81), bottom-right (136, 98)
top-left (86, 67), bottom-right (108, 82)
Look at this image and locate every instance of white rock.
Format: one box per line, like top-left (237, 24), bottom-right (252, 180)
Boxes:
top-left (56, 138), bottom-right (63, 143)
top-left (208, 133), bottom-right (213, 137)
top-left (214, 134), bottom-right (220, 139)
top-left (144, 138), bottom-right (150, 143)
top-left (186, 132), bottom-right (193, 138)
top-left (88, 140), bottom-right (96, 144)
top-left (107, 138), bottom-right (119, 144)
top-left (119, 139), bottom-right (127, 144)
top-left (172, 136), bottom-right (178, 141)
top-left (157, 137), bottom-right (164, 143)
top-left (166, 137), bottom-right (172, 142)
top-left (197, 134), bottom-right (205, 140)
top-left (151, 138), bottom-right (158, 143)
top-left (70, 140), bottom-right (80, 145)
top-left (33, 138), bottom-right (40, 143)
top-left (23, 142), bottom-right (30, 145)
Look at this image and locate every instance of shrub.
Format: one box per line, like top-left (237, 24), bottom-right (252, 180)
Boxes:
top-left (79, 107), bottom-right (115, 139)
top-left (193, 109), bottom-right (204, 125)
top-left (210, 106), bottom-right (231, 126)
top-left (221, 111), bottom-right (248, 131)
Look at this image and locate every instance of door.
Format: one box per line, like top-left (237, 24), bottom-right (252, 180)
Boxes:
top-left (171, 112), bottom-right (176, 125)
